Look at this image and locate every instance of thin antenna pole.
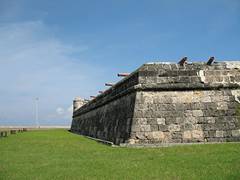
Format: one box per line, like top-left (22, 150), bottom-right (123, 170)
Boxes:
top-left (35, 97), bottom-right (39, 128)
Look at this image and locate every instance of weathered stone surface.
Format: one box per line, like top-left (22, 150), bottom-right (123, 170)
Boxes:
top-left (216, 130), bottom-right (225, 137)
top-left (136, 132), bottom-right (145, 139)
top-left (232, 129), bottom-right (240, 137)
top-left (156, 118), bottom-right (165, 125)
top-left (183, 131), bottom-right (192, 139)
top-left (158, 125), bottom-right (168, 131)
top-left (128, 139), bottom-right (136, 144)
top-left (71, 61), bottom-right (240, 145)
top-left (192, 110), bottom-right (204, 117)
top-left (71, 92), bottom-right (136, 144)
top-left (152, 131), bottom-right (165, 140)
top-left (168, 124), bottom-right (181, 132)
top-left (206, 117), bottom-right (216, 124)
top-left (192, 130), bottom-right (204, 140)
top-left (140, 125), bottom-right (151, 132)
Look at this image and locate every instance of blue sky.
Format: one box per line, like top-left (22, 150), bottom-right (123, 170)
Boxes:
top-left (0, 0), bottom-right (240, 126)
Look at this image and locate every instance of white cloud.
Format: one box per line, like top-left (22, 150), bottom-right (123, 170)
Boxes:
top-left (52, 105), bottom-right (73, 120)
top-left (56, 107), bottom-right (65, 115)
top-left (0, 20), bottom-right (104, 125)
top-left (56, 105), bottom-right (73, 116)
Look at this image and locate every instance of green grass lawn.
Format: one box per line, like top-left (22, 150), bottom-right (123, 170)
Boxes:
top-left (0, 129), bottom-right (239, 180)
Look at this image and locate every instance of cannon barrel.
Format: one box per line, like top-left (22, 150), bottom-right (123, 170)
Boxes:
top-left (105, 83), bottom-right (114, 87)
top-left (178, 57), bottom-right (188, 66)
top-left (207, 57), bottom-right (215, 65)
top-left (117, 73), bottom-right (130, 77)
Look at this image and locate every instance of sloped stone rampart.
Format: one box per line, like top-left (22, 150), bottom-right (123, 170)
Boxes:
top-left (71, 61), bottom-right (240, 145)
top-left (129, 89), bottom-right (240, 144)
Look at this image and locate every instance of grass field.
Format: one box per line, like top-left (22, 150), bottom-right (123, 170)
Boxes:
top-left (0, 129), bottom-right (239, 180)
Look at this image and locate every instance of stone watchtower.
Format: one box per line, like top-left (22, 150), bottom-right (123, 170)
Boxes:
top-left (71, 61), bottom-right (240, 145)
top-left (73, 97), bottom-right (87, 112)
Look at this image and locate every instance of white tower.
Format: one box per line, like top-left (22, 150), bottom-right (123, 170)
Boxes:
top-left (73, 97), bottom-right (86, 112)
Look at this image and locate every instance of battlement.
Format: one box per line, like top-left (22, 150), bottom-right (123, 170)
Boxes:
top-left (74, 61), bottom-right (240, 117)
top-left (138, 61), bottom-right (240, 89)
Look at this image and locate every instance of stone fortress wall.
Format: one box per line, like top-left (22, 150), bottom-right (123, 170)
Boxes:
top-left (71, 61), bottom-right (240, 145)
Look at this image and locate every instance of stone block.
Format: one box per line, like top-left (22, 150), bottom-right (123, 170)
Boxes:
top-left (145, 77), bottom-right (157, 83)
top-left (190, 102), bottom-right (203, 109)
top-left (216, 130), bottom-right (225, 138)
top-left (147, 118), bottom-right (157, 125)
top-left (211, 95), bottom-right (224, 102)
top-left (135, 132), bottom-right (146, 139)
top-left (160, 111), bottom-right (177, 117)
top-left (176, 117), bottom-right (184, 124)
top-left (142, 110), bottom-right (156, 118)
top-left (152, 131), bottom-right (165, 140)
top-left (175, 103), bottom-right (190, 110)
top-left (157, 77), bottom-right (169, 83)
top-left (183, 131), bottom-right (192, 139)
top-left (193, 124), bottom-right (202, 130)
top-left (203, 124), bottom-right (218, 131)
top-left (178, 76), bottom-right (191, 83)
top-left (134, 110), bottom-right (145, 118)
top-left (156, 104), bottom-right (171, 111)
top-left (185, 117), bottom-right (197, 124)
top-left (225, 109), bottom-right (236, 116)
top-left (217, 102), bottom-right (229, 110)
top-left (225, 130), bottom-right (232, 138)
top-left (192, 110), bottom-right (204, 117)
top-left (151, 125), bottom-right (159, 131)
top-left (196, 117), bottom-right (205, 124)
top-left (158, 125), bottom-right (168, 132)
top-left (184, 110), bottom-right (193, 117)
top-left (135, 103), bottom-right (146, 110)
top-left (223, 96), bottom-right (230, 101)
top-left (156, 118), bottom-right (165, 125)
top-left (201, 96), bottom-right (212, 103)
top-left (128, 139), bottom-right (136, 144)
top-left (184, 123), bottom-right (193, 130)
top-left (204, 102), bottom-right (217, 110)
top-left (232, 129), bottom-right (240, 137)
top-left (192, 130), bottom-right (204, 140)
top-left (206, 117), bottom-right (215, 124)
top-left (172, 94), bottom-right (193, 103)
top-left (203, 110), bottom-right (219, 117)
top-left (132, 125), bottom-right (140, 132)
top-left (171, 132), bottom-right (182, 139)
top-left (140, 125), bottom-right (151, 132)
top-left (134, 118), bottom-right (148, 125)
top-left (192, 91), bottom-right (204, 102)
top-left (165, 117), bottom-right (177, 125)
top-left (168, 124), bottom-right (181, 132)
top-left (157, 104), bottom-right (176, 111)
top-left (203, 131), bottom-right (209, 137)
top-left (209, 131), bottom-right (216, 138)
top-left (145, 132), bottom-right (153, 140)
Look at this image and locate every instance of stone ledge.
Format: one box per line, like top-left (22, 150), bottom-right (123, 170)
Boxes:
top-left (73, 84), bottom-right (240, 117)
top-left (135, 83), bottom-right (240, 91)
top-left (74, 62), bottom-right (240, 117)
top-left (119, 141), bottom-right (240, 148)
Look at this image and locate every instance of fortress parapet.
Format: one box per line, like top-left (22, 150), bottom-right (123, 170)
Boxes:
top-left (71, 61), bottom-right (240, 145)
